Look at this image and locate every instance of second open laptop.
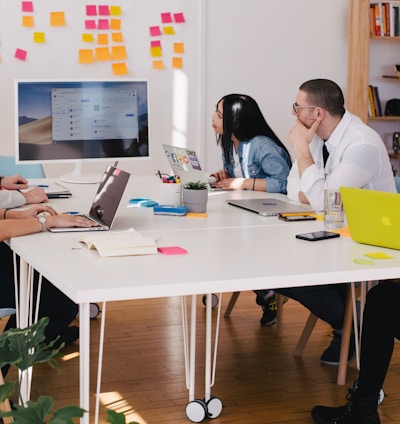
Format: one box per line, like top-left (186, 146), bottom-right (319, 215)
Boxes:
top-left (340, 186), bottom-right (400, 250)
top-left (49, 165), bottom-right (130, 232)
top-left (227, 198), bottom-right (314, 216)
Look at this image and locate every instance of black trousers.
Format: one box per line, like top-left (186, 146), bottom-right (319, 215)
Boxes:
top-left (276, 284), bottom-right (348, 330)
top-left (0, 242), bottom-right (78, 343)
top-left (356, 281), bottom-right (400, 398)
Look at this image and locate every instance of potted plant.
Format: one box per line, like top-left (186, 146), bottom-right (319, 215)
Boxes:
top-left (0, 317), bottom-right (138, 424)
top-left (182, 181), bottom-right (208, 213)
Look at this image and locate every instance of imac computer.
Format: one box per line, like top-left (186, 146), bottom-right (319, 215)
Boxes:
top-left (15, 79), bottom-right (149, 183)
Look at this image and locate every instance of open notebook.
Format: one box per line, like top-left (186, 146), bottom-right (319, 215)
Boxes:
top-left (340, 186), bottom-right (400, 250)
top-left (49, 165), bottom-right (130, 233)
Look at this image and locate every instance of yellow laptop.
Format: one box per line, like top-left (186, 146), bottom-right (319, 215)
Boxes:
top-left (340, 186), bottom-right (400, 250)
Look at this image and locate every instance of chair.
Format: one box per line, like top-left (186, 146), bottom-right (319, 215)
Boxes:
top-left (0, 156), bottom-right (45, 179)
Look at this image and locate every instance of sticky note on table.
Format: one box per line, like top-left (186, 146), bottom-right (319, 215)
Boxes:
top-left (364, 252), bottom-right (393, 259)
top-left (158, 246), bottom-right (188, 255)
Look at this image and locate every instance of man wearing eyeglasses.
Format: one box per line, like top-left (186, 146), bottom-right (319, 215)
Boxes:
top-left (275, 79), bottom-right (396, 368)
top-left (287, 78), bottom-right (395, 211)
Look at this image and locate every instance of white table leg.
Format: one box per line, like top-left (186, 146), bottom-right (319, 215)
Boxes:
top-left (79, 302), bottom-right (91, 424)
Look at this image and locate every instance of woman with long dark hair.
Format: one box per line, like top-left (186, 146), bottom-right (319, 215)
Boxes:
top-left (210, 94), bottom-right (291, 192)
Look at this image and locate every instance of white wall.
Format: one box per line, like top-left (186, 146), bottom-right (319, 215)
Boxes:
top-left (0, 0), bottom-right (348, 179)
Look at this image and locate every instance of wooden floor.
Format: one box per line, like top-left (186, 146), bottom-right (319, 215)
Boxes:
top-left (7, 291), bottom-right (400, 423)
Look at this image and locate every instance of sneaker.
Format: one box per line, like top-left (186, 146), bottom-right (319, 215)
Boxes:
top-left (320, 330), bottom-right (356, 366)
top-left (256, 294), bottom-right (278, 326)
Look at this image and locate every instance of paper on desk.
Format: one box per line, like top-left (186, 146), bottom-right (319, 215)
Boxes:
top-left (79, 228), bottom-right (157, 257)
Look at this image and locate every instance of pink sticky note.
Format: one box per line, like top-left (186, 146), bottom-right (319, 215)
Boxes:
top-left (158, 246), bottom-right (188, 255)
top-left (98, 19), bottom-right (109, 30)
top-left (85, 19), bottom-right (96, 29)
top-left (173, 13), bottom-right (185, 23)
top-left (99, 5), bottom-right (110, 16)
top-left (15, 48), bottom-right (27, 61)
top-left (150, 26), bottom-right (162, 36)
top-left (86, 5), bottom-right (97, 16)
top-left (151, 40), bottom-right (161, 48)
top-left (161, 12), bottom-right (172, 23)
top-left (22, 1), bottom-right (33, 12)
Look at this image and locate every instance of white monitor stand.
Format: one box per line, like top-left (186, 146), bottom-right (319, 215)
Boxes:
top-left (60, 162), bottom-right (102, 184)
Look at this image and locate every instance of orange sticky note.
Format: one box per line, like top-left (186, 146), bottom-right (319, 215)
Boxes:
top-left (22, 15), bottom-right (34, 27)
top-left (173, 42), bottom-right (184, 54)
top-left (79, 49), bottom-right (95, 64)
top-left (95, 47), bottom-right (111, 61)
top-left (163, 26), bottom-right (175, 35)
top-left (186, 213), bottom-right (208, 219)
top-left (50, 11), bottom-right (66, 27)
top-left (111, 32), bottom-right (123, 43)
top-left (110, 19), bottom-right (121, 30)
top-left (111, 45), bottom-right (127, 60)
top-left (152, 60), bottom-right (165, 70)
top-left (172, 57), bottom-right (183, 69)
top-left (33, 32), bottom-right (45, 43)
top-left (112, 62), bottom-right (128, 75)
top-left (150, 46), bottom-right (162, 57)
top-left (97, 34), bottom-right (109, 45)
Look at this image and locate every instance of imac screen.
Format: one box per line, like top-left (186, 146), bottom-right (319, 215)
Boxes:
top-left (15, 79), bottom-right (149, 163)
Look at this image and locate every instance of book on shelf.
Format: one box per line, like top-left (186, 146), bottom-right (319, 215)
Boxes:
top-left (79, 228), bottom-right (158, 257)
top-left (370, 2), bottom-right (400, 36)
top-left (368, 85), bottom-right (383, 117)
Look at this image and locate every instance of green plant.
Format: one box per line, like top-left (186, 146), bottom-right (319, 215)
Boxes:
top-left (0, 317), bottom-right (138, 424)
top-left (183, 181), bottom-right (208, 190)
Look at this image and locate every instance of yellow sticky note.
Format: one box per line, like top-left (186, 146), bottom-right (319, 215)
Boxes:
top-left (97, 34), bottom-right (109, 45)
top-left (112, 32), bottom-right (123, 43)
top-left (112, 62), bottom-right (128, 75)
top-left (150, 46), bottom-right (162, 57)
top-left (364, 252), bottom-right (393, 259)
top-left (111, 45), bottom-right (127, 60)
top-left (173, 42), bottom-right (184, 54)
top-left (109, 6), bottom-right (121, 16)
top-left (33, 32), bottom-right (45, 43)
top-left (95, 47), bottom-right (111, 61)
top-left (50, 11), bottom-right (66, 27)
top-left (163, 26), bottom-right (175, 35)
top-left (82, 33), bottom-right (94, 43)
top-left (152, 60), bottom-right (165, 70)
top-left (110, 19), bottom-right (121, 30)
top-left (22, 15), bottom-right (34, 27)
top-left (186, 213), bottom-right (208, 219)
top-left (353, 258), bottom-right (374, 265)
top-left (78, 49), bottom-right (95, 64)
top-left (172, 57), bottom-right (183, 69)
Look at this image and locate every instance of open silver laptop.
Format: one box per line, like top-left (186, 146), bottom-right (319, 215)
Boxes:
top-left (49, 165), bottom-right (130, 232)
top-left (162, 144), bottom-right (221, 190)
top-left (227, 198), bottom-right (314, 216)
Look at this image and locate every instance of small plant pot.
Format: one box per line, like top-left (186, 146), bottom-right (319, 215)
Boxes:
top-left (182, 188), bottom-right (208, 213)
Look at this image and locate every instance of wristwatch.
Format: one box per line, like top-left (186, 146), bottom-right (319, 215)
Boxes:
top-left (38, 215), bottom-right (47, 232)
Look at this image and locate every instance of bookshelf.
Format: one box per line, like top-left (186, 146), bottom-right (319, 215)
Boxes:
top-left (347, 0), bottom-right (400, 171)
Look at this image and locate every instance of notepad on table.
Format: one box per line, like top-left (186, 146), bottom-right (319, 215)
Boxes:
top-left (79, 228), bottom-right (157, 257)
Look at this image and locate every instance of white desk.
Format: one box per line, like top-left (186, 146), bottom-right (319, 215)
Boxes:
top-left (10, 175), bottom-right (400, 423)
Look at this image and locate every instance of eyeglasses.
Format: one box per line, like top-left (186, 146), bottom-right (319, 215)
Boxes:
top-left (292, 103), bottom-right (317, 114)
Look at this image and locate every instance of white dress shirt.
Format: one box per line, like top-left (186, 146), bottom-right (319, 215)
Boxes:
top-left (287, 111), bottom-right (396, 211)
top-left (0, 190), bottom-right (26, 209)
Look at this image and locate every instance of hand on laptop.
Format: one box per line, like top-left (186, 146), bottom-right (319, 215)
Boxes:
top-left (46, 214), bottom-right (100, 230)
top-left (5, 204), bottom-right (58, 219)
top-left (212, 177), bottom-right (249, 190)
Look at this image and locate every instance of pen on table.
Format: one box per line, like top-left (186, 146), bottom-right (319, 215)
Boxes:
top-left (157, 170), bottom-right (162, 180)
top-left (64, 211), bottom-right (80, 215)
top-left (36, 184), bottom-right (49, 188)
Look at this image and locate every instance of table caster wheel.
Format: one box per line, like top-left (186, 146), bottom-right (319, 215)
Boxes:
top-left (90, 303), bottom-right (101, 319)
top-left (206, 396), bottom-right (223, 419)
top-left (186, 399), bottom-right (207, 423)
top-left (202, 294), bottom-right (219, 309)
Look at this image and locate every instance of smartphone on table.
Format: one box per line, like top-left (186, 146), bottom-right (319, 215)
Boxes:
top-left (295, 231), bottom-right (340, 241)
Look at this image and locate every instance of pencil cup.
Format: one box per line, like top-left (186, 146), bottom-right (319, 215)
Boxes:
top-left (324, 189), bottom-right (344, 229)
top-left (159, 182), bottom-right (182, 206)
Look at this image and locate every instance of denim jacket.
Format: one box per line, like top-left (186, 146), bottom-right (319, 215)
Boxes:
top-left (222, 135), bottom-right (291, 193)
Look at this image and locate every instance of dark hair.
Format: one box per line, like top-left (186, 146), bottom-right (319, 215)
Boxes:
top-left (299, 79), bottom-right (345, 117)
top-left (215, 94), bottom-right (290, 163)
